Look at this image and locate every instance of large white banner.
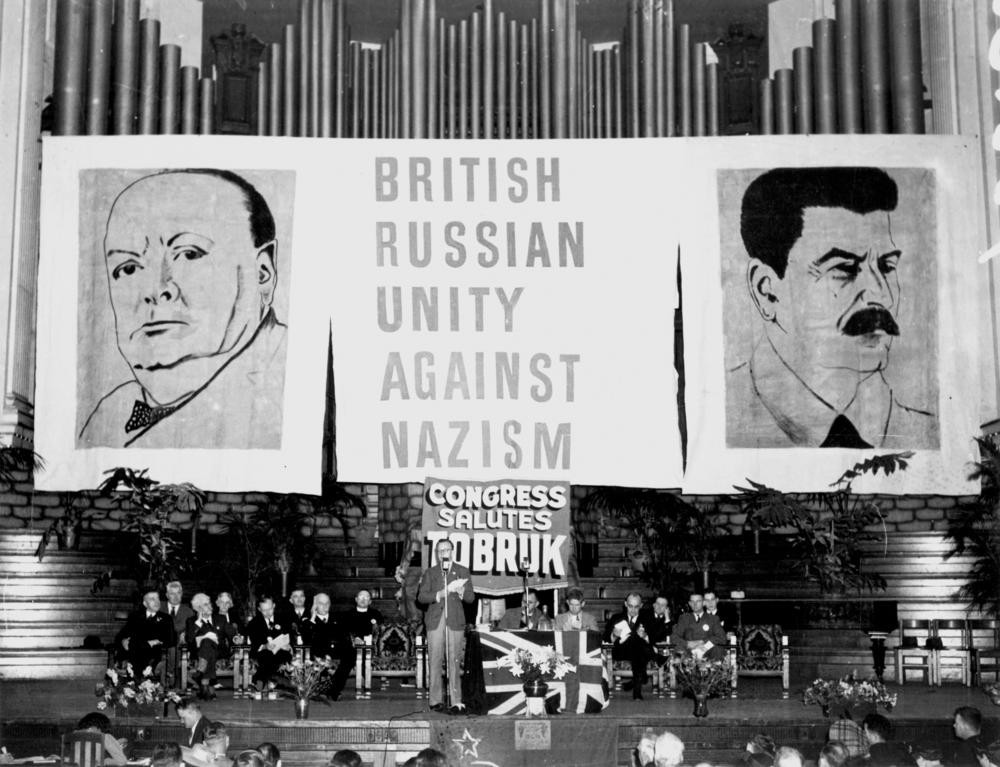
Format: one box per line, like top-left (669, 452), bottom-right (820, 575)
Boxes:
top-left (36, 137), bottom-right (684, 491)
top-left (36, 138), bottom-right (331, 492)
top-left (325, 141), bottom-right (683, 486)
top-left (679, 136), bottom-right (983, 495)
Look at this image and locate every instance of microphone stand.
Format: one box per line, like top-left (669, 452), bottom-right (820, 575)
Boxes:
top-left (520, 562), bottom-right (530, 629)
top-left (441, 562), bottom-right (451, 709)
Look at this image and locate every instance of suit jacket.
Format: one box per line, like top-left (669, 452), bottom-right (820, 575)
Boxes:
top-left (278, 605), bottom-right (311, 641)
top-left (245, 613), bottom-right (294, 658)
top-left (115, 609), bottom-right (175, 655)
top-left (187, 715), bottom-right (210, 748)
top-left (339, 607), bottom-right (384, 640)
top-left (305, 614), bottom-right (347, 659)
top-left (705, 607), bottom-right (735, 634)
top-left (671, 611), bottom-right (727, 649)
top-left (638, 608), bottom-right (672, 644)
top-left (162, 603), bottom-right (196, 644)
top-left (212, 609), bottom-right (242, 648)
top-left (417, 562), bottom-right (475, 630)
top-left (185, 614), bottom-right (226, 654)
top-left (553, 610), bottom-right (598, 632)
top-left (602, 611), bottom-right (651, 645)
top-left (78, 312), bottom-right (287, 449)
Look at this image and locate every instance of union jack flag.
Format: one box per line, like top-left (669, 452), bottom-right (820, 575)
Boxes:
top-left (478, 630), bottom-right (610, 714)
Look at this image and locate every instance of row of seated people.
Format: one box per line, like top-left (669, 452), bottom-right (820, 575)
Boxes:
top-left (114, 582), bottom-right (383, 701)
top-left (634, 707), bottom-right (997, 767)
top-left (115, 580), bottom-right (733, 702)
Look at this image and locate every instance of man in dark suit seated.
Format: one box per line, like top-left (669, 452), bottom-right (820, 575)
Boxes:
top-left (175, 698), bottom-right (210, 748)
top-left (639, 594), bottom-right (672, 644)
top-left (603, 592), bottom-right (668, 700)
top-left (185, 593), bottom-right (227, 700)
top-left (245, 596), bottom-right (293, 694)
top-left (115, 590), bottom-right (175, 677)
top-left (277, 589), bottom-right (312, 644)
top-left (703, 591), bottom-right (735, 634)
top-left (329, 589), bottom-right (383, 701)
top-left (305, 592), bottom-right (351, 700)
top-left (212, 592), bottom-right (242, 655)
top-left (671, 591), bottom-right (727, 661)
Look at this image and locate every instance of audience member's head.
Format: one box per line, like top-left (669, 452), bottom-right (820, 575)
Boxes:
top-left (775, 746), bottom-right (804, 767)
top-left (954, 706), bottom-right (983, 740)
top-left (863, 713), bottom-right (893, 744)
top-left (151, 743), bottom-right (184, 767)
top-left (256, 743), bottom-right (280, 767)
top-left (637, 731), bottom-right (685, 767)
top-left (820, 741), bottom-right (851, 767)
top-left (175, 698), bottom-right (203, 728)
top-left (414, 748), bottom-right (447, 767)
top-left (76, 712), bottom-right (112, 733)
top-left (914, 746), bottom-right (943, 767)
top-left (978, 741), bottom-right (1000, 767)
top-left (204, 723), bottom-right (229, 757)
top-left (743, 734), bottom-right (777, 767)
top-left (328, 750), bottom-right (362, 767)
top-left (166, 581), bottom-right (183, 605)
top-left (191, 593), bottom-right (213, 618)
top-left (231, 751), bottom-right (266, 767)
top-left (400, 759), bottom-right (417, 767)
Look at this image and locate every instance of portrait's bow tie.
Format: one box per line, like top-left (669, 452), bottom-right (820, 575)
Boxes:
top-left (126, 400), bottom-right (178, 432)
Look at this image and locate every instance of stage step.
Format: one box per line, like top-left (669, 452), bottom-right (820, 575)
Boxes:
top-left (0, 649), bottom-right (108, 680)
top-left (0, 622), bottom-right (119, 649)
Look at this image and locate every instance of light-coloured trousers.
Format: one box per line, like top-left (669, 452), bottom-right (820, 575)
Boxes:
top-left (427, 621), bottom-right (465, 707)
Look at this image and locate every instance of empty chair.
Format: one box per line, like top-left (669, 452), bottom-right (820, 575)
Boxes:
top-left (895, 619), bottom-right (936, 685)
top-left (968, 618), bottom-right (1000, 686)
top-left (732, 624), bottom-right (789, 700)
top-left (358, 619), bottom-right (425, 699)
top-left (935, 619), bottom-right (971, 686)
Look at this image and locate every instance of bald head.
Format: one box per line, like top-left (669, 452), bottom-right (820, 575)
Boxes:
top-left (103, 170), bottom-right (277, 400)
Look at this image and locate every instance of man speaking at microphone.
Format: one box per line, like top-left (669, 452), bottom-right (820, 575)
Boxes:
top-left (417, 538), bottom-right (475, 714)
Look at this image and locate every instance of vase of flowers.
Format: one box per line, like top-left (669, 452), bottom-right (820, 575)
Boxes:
top-left (279, 656), bottom-right (335, 720)
top-left (803, 672), bottom-right (897, 718)
top-left (671, 656), bottom-right (734, 718)
top-left (496, 645), bottom-right (573, 717)
top-left (95, 666), bottom-right (178, 717)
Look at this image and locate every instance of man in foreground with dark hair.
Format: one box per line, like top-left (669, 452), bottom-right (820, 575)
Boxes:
top-left (151, 743), bottom-right (183, 767)
top-left (861, 712), bottom-right (914, 767)
top-left (328, 749), bottom-right (361, 767)
top-left (727, 166), bottom-right (934, 449)
top-left (948, 706), bottom-right (986, 767)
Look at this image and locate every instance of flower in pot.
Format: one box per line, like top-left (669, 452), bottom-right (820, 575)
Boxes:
top-left (279, 656), bottom-right (336, 719)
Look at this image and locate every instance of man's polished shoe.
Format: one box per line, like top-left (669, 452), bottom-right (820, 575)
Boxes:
top-left (448, 705), bottom-right (467, 715)
top-left (429, 703), bottom-right (446, 713)
top-left (633, 688), bottom-right (644, 700)
top-left (621, 680), bottom-right (635, 692)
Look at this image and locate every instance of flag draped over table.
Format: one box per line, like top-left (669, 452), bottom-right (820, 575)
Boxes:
top-left (478, 630), bottom-right (609, 715)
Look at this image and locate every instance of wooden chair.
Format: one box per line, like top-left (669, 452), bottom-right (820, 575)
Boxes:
top-left (968, 618), bottom-right (1000, 686)
top-left (228, 643), bottom-right (312, 699)
top-left (358, 620), bottom-right (426, 699)
top-left (732, 624), bottom-right (789, 699)
top-left (61, 731), bottom-right (105, 767)
top-left (179, 643), bottom-right (243, 697)
top-left (935, 618), bottom-right (971, 686)
top-left (894, 619), bottom-right (937, 685)
top-left (601, 639), bottom-right (669, 698)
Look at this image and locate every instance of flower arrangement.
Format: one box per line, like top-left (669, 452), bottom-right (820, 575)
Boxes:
top-left (95, 666), bottom-right (178, 711)
top-left (280, 655), bottom-right (336, 701)
top-left (496, 646), bottom-right (574, 684)
top-left (672, 656), bottom-right (734, 698)
top-left (803, 672), bottom-right (897, 714)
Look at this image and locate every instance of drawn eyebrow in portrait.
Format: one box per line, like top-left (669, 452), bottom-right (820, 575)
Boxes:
top-left (720, 166), bottom-right (939, 451)
top-left (76, 168), bottom-right (295, 450)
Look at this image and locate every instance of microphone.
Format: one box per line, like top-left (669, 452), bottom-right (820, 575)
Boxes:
top-left (519, 558), bottom-right (530, 574)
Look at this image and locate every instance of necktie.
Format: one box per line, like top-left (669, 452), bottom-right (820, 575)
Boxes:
top-left (170, 606), bottom-right (176, 617)
top-left (821, 414), bottom-right (873, 449)
top-left (125, 400), bottom-right (179, 433)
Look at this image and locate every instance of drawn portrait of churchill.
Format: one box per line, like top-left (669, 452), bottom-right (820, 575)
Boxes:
top-left (721, 166), bottom-right (939, 450)
top-left (76, 168), bottom-right (295, 450)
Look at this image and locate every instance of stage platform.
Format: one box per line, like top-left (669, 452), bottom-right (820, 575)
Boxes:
top-left (1, 680), bottom-right (996, 767)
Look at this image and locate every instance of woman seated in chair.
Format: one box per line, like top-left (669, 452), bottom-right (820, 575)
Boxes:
top-left (74, 712), bottom-right (128, 766)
